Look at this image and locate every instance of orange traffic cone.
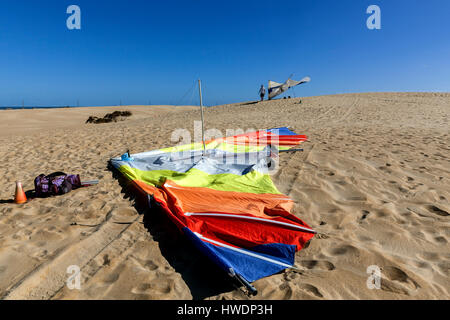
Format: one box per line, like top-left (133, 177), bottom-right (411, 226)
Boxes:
top-left (14, 181), bottom-right (27, 204)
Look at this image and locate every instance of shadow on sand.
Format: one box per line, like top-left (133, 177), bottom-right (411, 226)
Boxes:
top-left (0, 190), bottom-right (36, 204)
top-left (239, 101), bottom-right (259, 106)
top-left (108, 163), bottom-right (239, 300)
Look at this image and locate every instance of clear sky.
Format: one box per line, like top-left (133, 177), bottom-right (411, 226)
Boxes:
top-left (0, 0), bottom-right (449, 106)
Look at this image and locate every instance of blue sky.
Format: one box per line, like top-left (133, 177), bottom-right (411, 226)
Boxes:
top-left (0, 0), bottom-right (449, 106)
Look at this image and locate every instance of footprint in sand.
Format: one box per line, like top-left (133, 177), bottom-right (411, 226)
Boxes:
top-left (427, 205), bottom-right (449, 217)
top-left (316, 233), bottom-right (330, 239)
top-left (277, 283), bottom-right (294, 299)
top-left (300, 260), bottom-right (336, 271)
top-left (360, 210), bottom-right (370, 221)
top-left (133, 282), bottom-right (153, 293)
top-left (131, 279), bottom-right (174, 296)
top-left (129, 256), bottom-right (159, 271)
top-left (102, 272), bottom-right (120, 284)
top-left (142, 260), bottom-right (159, 271)
top-left (298, 283), bottom-right (323, 298)
top-left (102, 254), bottom-right (111, 266)
top-left (30, 227), bottom-right (64, 242)
top-left (433, 236), bottom-right (447, 244)
top-left (284, 271), bottom-right (299, 281)
top-left (437, 262), bottom-right (449, 277)
top-left (0, 265), bottom-right (6, 274)
top-left (109, 207), bottom-right (138, 221)
top-left (12, 228), bottom-right (34, 241)
top-left (329, 245), bottom-right (359, 256)
top-left (413, 260), bottom-right (431, 270)
top-left (380, 266), bottom-right (420, 295)
top-left (419, 251), bottom-right (440, 261)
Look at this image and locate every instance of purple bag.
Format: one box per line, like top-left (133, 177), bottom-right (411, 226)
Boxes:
top-left (34, 172), bottom-right (81, 197)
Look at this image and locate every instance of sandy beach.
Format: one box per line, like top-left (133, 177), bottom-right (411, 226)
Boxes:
top-left (0, 92), bottom-right (449, 300)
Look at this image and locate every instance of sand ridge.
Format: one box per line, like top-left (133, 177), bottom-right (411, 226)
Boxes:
top-left (0, 92), bottom-right (449, 299)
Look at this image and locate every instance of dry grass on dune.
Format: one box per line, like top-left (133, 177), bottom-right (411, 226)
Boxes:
top-left (0, 92), bottom-right (449, 300)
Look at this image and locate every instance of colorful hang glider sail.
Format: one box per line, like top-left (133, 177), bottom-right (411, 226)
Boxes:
top-left (268, 77), bottom-right (311, 100)
top-left (110, 127), bottom-right (315, 294)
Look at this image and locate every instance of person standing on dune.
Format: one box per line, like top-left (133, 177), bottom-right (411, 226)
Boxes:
top-left (259, 85), bottom-right (266, 101)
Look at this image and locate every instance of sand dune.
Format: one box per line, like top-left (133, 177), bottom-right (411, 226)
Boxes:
top-left (0, 93), bottom-right (449, 300)
top-left (0, 105), bottom-right (197, 138)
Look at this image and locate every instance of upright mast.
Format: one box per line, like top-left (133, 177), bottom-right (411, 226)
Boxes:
top-left (198, 79), bottom-right (206, 155)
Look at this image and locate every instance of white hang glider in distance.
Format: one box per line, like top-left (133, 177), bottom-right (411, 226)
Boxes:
top-left (268, 76), bottom-right (311, 100)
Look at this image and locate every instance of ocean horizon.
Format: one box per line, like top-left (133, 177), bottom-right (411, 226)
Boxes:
top-left (0, 105), bottom-right (182, 110)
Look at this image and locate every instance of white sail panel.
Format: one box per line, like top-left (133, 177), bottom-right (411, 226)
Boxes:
top-left (268, 76), bottom-right (310, 99)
